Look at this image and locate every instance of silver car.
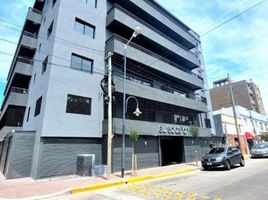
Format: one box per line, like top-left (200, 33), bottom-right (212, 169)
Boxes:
top-left (251, 143), bottom-right (268, 158)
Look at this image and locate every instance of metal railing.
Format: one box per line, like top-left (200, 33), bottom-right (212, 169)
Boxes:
top-left (23, 31), bottom-right (38, 39)
top-left (29, 7), bottom-right (42, 15)
top-left (115, 74), bottom-right (206, 104)
top-left (11, 87), bottom-right (29, 94)
top-left (107, 4), bottom-right (198, 57)
top-left (106, 34), bottom-right (203, 81)
top-left (16, 56), bottom-right (33, 64)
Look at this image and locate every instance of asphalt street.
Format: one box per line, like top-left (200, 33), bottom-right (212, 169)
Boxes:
top-left (49, 158), bottom-right (268, 200)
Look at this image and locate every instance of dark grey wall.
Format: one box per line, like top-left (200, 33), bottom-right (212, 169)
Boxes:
top-left (37, 138), bottom-right (102, 178)
top-left (0, 132), bottom-right (35, 179)
top-left (112, 136), bottom-right (159, 172)
top-left (184, 137), bottom-right (223, 163)
top-left (5, 133), bottom-right (35, 179)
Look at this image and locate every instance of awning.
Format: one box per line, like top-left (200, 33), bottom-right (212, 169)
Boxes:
top-left (245, 132), bottom-right (256, 140)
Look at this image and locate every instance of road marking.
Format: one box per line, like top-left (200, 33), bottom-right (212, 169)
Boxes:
top-left (117, 184), bottom-right (221, 200)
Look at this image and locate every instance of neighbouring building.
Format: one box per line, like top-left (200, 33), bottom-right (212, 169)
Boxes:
top-left (210, 78), bottom-right (266, 115)
top-left (0, 0), bottom-right (217, 179)
top-left (213, 106), bottom-right (268, 154)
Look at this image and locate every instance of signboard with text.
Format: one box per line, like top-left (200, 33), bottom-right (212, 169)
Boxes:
top-left (158, 125), bottom-right (190, 136)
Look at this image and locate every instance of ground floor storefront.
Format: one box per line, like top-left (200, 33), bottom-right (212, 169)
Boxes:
top-left (0, 132), bottom-right (222, 179)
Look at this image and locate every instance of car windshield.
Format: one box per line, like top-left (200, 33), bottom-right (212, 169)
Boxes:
top-left (208, 147), bottom-right (225, 154)
top-left (252, 143), bottom-right (267, 149)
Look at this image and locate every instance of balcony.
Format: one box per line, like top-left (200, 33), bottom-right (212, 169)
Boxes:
top-left (107, 5), bottom-right (200, 69)
top-left (0, 87), bottom-right (28, 117)
top-left (113, 76), bottom-right (208, 112)
top-left (13, 57), bottom-right (33, 76)
top-left (26, 8), bottom-right (42, 24)
top-left (110, 0), bottom-right (197, 49)
top-left (106, 35), bottom-right (203, 90)
top-left (103, 118), bottom-right (212, 137)
top-left (21, 31), bottom-right (38, 49)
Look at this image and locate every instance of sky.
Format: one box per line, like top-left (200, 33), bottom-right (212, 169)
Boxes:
top-left (0, 0), bottom-right (268, 114)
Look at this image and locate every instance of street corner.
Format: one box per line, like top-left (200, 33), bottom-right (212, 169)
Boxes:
top-left (117, 183), bottom-right (222, 200)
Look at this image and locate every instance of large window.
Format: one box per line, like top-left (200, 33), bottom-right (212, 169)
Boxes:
top-left (74, 18), bottom-right (95, 38)
top-left (66, 94), bottom-right (92, 115)
top-left (70, 53), bottom-right (93, 73)
top-left (34, 96), bottom-right (42, 117)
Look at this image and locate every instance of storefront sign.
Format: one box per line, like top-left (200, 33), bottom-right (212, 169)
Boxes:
top-left (158, 125), bottom-right (189, 136)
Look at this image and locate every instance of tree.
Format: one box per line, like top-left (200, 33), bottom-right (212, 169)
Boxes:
top-left (189, 125), bottom-right (200, 166)
top-left (129, 128), bottom-right (139, 176)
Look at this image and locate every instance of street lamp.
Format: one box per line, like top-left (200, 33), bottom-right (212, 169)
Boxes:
top-left (122, 27), bottom-right (142, 178)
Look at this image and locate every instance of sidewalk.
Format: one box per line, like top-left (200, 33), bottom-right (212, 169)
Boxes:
top-left (0, 162), bottom-right (200, 199)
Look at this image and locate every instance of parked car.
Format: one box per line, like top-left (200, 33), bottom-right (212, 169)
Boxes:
top-left (201, 146), bottom-right (245, 170)
top-left (251, 143), bottom-right (268, 158)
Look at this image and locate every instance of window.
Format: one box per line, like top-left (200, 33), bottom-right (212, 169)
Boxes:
top-left (26, 107), bottom-right (31, 121)
top-left (52, 0), bottom-right (57, 7)
top-left (34, 96), bottom-right (42, 116)
top-left (74, 18), bottom-right (95, 38)
top-left (33, 73), bottom-right (36, 84)
top-left (47, 21), bottom-right (54, 38)
top-left (42, 56), bottom-right (48, 74)
top-left (82, 0), bottom-right (97, 8)
top-left (38, 43), bottom-right (41, 53)
top-left (66, 94), bottom-right (91, 115)
top-left (70, 53), bottom-right (93, 73)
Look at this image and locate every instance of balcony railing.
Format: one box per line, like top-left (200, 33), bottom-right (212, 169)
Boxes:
top-left (115, 73), bottom-right (206, 104)
top-left (16, 56), bottom-right (33, 64)
top-left (11, 87), bottom-right (29, 94)
top-left (23, 30), bottom-right (38, 39)
top-left (107, 34), bottom-right (203, 81)
top-left (107, 4), bottom-right (198, 56)
top-left (29, 7), bottom-right (42, 15)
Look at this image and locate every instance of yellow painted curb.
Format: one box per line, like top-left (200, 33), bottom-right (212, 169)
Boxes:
top-left (71, 180), bottom-right (126, 194)
top-left (71, 167), bottom-right (193, 194)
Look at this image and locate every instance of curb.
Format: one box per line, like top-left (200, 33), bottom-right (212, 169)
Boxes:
top-left (71, 167), bottom-right (194, 195)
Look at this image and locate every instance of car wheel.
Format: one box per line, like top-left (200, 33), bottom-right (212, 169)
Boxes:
top-left (240, 158), bottom-right (245, 167)
top-left (225, 160), bottom-right (231, 170)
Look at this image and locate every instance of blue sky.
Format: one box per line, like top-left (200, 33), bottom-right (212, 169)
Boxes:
top-left (0, 0), bottom-right (268, 113)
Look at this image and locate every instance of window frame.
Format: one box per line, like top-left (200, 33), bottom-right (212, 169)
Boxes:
top-left (34, 96), bottom-right (42, 117)
top-left (47, 21), bottom-right (54, 39)
top-left (42, 56), bottom-right (48, 74)
top-left (66, 94), bottom-right (92, 115)
top-left (70, 53), bottom-right (93, 73)
top-left (74, 18), bottom-right (95, 38)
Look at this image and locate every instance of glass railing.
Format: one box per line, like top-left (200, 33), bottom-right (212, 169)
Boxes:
top-left (106, 34), bottom-right (203, 82)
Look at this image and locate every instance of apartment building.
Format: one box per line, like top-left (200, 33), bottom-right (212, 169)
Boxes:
top-left (0, 0), bottom-right (216, 179)
top-left (210, 78), bottom-right (266, 115)
top-left (213, 106), bottom-right (268, 153)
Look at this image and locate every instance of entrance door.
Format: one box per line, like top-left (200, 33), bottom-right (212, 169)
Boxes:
top-left (160, 137), bottom-right (184, 166)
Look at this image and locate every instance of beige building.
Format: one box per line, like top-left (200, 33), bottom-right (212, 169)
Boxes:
top-left (210, 78), bottom-right (266, 115)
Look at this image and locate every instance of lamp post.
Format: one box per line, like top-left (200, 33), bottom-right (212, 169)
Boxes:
top-left (122, 27), bottom-right (142, 178)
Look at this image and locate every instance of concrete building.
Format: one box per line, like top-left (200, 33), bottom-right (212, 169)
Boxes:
top-left (213, 106), bottom-right (268, 154)
top-left (0, 0), bottom-right (217, 179)
top-left (210, 78), bottom-right (266, 115)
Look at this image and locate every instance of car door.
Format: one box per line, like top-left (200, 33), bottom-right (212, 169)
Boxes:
top-left (227, 147), bottom-right (235, 165)
top-left (232, 147), bottom-right (241, 164)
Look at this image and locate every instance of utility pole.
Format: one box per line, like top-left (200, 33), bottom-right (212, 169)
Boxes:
top-left (106, 52), bottom-right (113, 179)
top-left (228, 73), bottom-right (241, 150)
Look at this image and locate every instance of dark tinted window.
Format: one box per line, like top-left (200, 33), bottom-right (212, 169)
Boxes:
top-left (66, 94), bottom-right (91, 115)
top-left (34, 96), bottom-right (42, 116)
top-left (42, 56), bottom-right (48, 74)
top-left (253, 143), bottom-right (267, 149)
top-left (47, 21), bottom-right (53, 38)
top-left (208, 147), bottom-right (225, 154)
top-left (70, 54), bottom-right (93, 73)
